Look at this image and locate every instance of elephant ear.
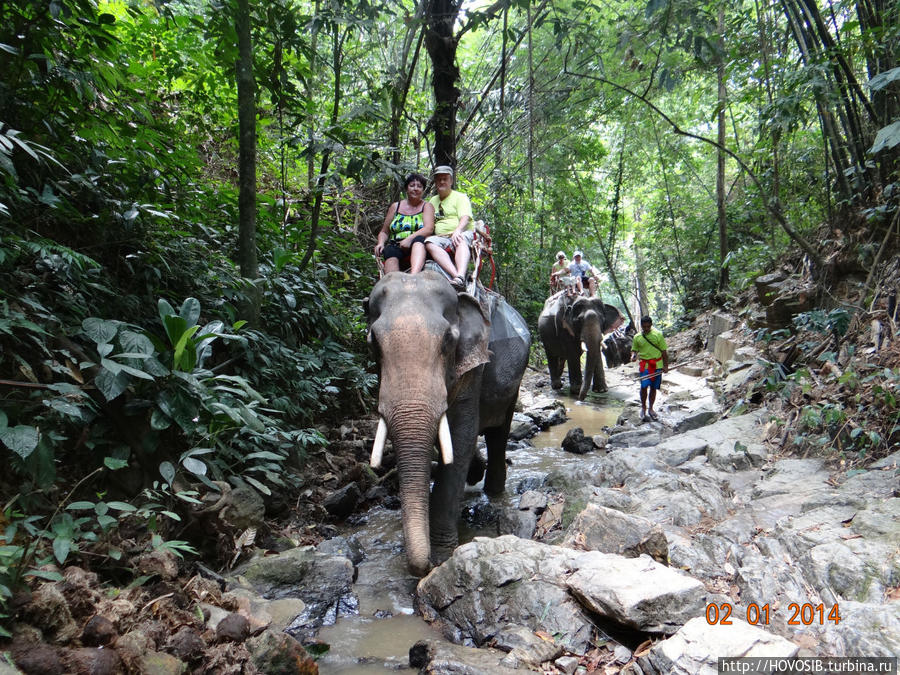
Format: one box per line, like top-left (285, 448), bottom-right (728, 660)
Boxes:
top-left (455, 294), bottom-right (490, 378)
top-left (602, 303), bottom-right (625, 333)
top-left (557, 295), bottom-right (576, 337)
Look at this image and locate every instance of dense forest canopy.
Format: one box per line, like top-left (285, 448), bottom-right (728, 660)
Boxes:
top-left (0, 0), bottom-right (897, 622)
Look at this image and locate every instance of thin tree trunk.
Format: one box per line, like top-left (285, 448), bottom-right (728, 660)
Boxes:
top-left (389, 1), bottom-right (427, 173)
top-left (235, 0), bottom-right (257, 282)
top-left (527, 1), bottom-right (535, 201)
top-left (424, 0), bottom-right (462, 166)
top-left (716, 4), bottom-right (729, 293)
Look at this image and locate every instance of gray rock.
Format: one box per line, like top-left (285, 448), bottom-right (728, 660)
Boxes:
top-left (247, 630), bottom-right (318, 674)
top-left (493, 624), bottom-right (564, 665)
top-left (654, 435), bottom-right (708, 467)
top-left (409, 639), bottom-right (523, 673)
top-left (607, 428), bottom-right (663, 447)
top-left (566, 554), bottom-right (707, 633)
top-left (816, 600), bottom-right (900, 657)
top-left (416, 536), bottom-right (597, 653)
top-left (672, 407), bottom-right (721, 433)
top-left (510, 413), bottom-right (539, 440)
top-left (709, 440), bottom-right (765, 471)
top-left (317, 535), bottom-right (365, 565)
top-left (639, 617), bottom-right (798, 675)
top-left (555, 654), bottom-right (581, 674)
top-left (562, 427), bottom-right (595, 454)
top-left (519, 490), bottom-right (548, 511)
top-left (498, 507), bottom-right (538, 539)
top-left (232, 547), bottom-right (357, 640)
top-left (323, 482), bottom-right (361, 518)
top-left (562, 502), bottom-right (669, 564)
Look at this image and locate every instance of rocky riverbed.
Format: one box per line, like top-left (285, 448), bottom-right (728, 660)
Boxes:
top-left (4, 323), bottom-right (898, 674)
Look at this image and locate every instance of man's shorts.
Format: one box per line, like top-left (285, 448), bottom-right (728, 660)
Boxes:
top-left (640, 367), bottom-right (662, 390)
top-left (425, 229), bottom-right (474, 252)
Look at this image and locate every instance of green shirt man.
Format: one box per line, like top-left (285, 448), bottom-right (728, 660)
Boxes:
top-left (630, 316), bottom-right (669, 422)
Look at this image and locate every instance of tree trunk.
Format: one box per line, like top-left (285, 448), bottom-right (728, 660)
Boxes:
top-left (424, 0), bottom-right (462, 167)
top-left (716, 4), bottom-right (729, 293)
top-left (235, 0), bottom-right (259, 322)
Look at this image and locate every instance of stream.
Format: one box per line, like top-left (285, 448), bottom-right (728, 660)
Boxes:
top-left (315, 391), bottom-right (625, 673)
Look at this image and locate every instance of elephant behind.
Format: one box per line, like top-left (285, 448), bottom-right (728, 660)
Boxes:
top-left (365, 271), bottom-right (530, 576)
top-left (538, 293), bottom-right (624, 400)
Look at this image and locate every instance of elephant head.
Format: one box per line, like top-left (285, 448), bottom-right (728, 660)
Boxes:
top-left (570, 298), bottom-right (624, 400)
top-left (365, 271), bottom-right (489, 576)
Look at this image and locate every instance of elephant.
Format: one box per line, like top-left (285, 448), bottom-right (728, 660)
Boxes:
top-left (538, 293), bottom-right (624, 400)
top-left (365, 271), bottom-right (530, 576)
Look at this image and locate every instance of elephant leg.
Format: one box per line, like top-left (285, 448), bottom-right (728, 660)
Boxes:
top-left (566, 348), bottom-right (583, 395)
top-left (429, 392), bottom-right (479, 563)
top-left (482, 402), bottom-right (515, 495)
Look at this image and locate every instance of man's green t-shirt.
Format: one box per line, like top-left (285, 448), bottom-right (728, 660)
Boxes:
top-left (430, 190), bottom-right (473, 236)
top-left (632, 328), bottom-right (667, 361)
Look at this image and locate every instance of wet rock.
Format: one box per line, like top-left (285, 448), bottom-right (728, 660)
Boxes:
top-left (215, 613), bottom-right (250, 643)
top-left (165, 626), bottom-right (206, 663)
top-left (520, 396), bottom-right (567, 429)
top-left (563, 502), bottom-right (669, 564)
top-left (555, 655), bottom-right (580, 674)
top-left (247, 630), bottom-right (318, 674)
top-left (416, 536), bottom-right (596, 653)
top-left (561, 427), bottom-right (595, 454)
top-left (639, 617), bottom-right (798, 674)
top-left (409, 639), bottom-right (522, 674)
top-left (323, 483), bottom-right (362, 519)
top-left (518, 490), bottom-right (548, 511)
top-left (509, 413), bottom-right (539, 440)
top-left (63, 647), bottom-right (123, 675)
top-left (497, 507), bottom-right (538, 539)
top-left (316, 537), bottom-right (366, 565)
top-left (133, 549), bottom-right (179, 581)
top-left (606, 428), bottom-right (663, 448)
top-left (493, 624), bottom-right (564, 665)
top-left (20, 584), bottom-right (79, 645)
top-left (11, 644), bottom-right (63, 675)
top-left (80, 615), bottom-right (117, 646)
top-left (566, 554), bottom-right (706, 633)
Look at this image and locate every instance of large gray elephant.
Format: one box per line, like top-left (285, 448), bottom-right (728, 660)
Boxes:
top-left (365, 271), bottom-right (530, 576)
top-left (538, 294), bottom-right (624, 400)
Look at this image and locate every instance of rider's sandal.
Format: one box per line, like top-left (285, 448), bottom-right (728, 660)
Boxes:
top-left (450, 276), bottom-right (466, 291)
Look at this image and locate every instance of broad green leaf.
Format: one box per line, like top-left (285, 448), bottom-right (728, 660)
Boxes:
top-left (868, 67), bottom-right (900, 92)
top-left (95, 368), bottom-right (130, 401)
top-left (162, 313), bottom-right (189, 349)
top-left (150, 408), bottom-right (171, 430)
top-left (53, 537), bottom-right (71, 564)
top-left (104, 457), bottom-right (128, 470)
top-left (0, 425), bottom-right (40, 458)
top-left (179, 297), bottom-right (201, 327)
top-left (82, 317), bottom-right (119, 345)
top-left (66, 501), bottom-right (96, 510)
top-left (94, 502), bottom-right (109, 516)
top-left (158, 299), bottom-right (176, 322)
top-left (870, 121), bottom-right (900, 154)
top-left (159, 461), bottom-right (176, 486)
top-left (119, 330), bottom-right (155, 356)
top-left (181, 457), bottom-right (207, 476)
top-left (245, 451), bottom-right (286, 461)
top-left (24, 569), bottom-right (63, 582)
top-left (45, 399), bottom-right (86, 421)
top-left (106, 501), bottom-right (137, 512)
top-left (243, 476), bottom-right (271, 496)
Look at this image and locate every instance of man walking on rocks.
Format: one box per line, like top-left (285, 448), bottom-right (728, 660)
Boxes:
top-left (631, 315), bottom-right (669, 422)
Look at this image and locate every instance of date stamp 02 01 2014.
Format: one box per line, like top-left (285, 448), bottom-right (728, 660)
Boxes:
top-left (705, 602), bottom-right (842, 627)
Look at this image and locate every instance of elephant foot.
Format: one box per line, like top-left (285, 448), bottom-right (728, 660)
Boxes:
top-left (592, 385), bottom-right (608, 393)
top-left (550, 379), bottom-right (562, 390)
top-left (467, 453), bottom-right (486, 485)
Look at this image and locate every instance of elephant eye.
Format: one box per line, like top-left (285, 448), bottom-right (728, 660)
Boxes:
top-left (441, 327), bottom-right (457, 355)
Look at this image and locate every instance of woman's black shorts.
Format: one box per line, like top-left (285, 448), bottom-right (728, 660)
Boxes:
top-left (383, 235), bottom-right (426, 261)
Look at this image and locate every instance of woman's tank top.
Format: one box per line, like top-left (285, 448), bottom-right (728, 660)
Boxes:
top-left (389, 201), bottom-right (424, 240)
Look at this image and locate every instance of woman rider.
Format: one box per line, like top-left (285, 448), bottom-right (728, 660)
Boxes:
top-left (374, 173), bottom-right (435, 273)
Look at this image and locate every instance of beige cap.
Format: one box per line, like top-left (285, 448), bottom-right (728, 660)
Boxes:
top-left (432, 165), bottom-right (454, 177)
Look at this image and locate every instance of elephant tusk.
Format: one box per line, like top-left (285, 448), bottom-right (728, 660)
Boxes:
top-left (371, 417), bottom-right (388, 468)
top-left (438, 414), bottom-right (453, 465)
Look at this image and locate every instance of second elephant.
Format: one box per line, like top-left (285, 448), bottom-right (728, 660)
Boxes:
top-left (538, 294), bottom-right (624, 400)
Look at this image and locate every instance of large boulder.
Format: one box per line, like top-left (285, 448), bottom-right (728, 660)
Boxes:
top-left (562, 502), bottom-right (669, 564)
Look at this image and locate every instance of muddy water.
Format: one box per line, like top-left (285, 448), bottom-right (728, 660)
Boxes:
top-left (315, 393), bottom-right (624, 673)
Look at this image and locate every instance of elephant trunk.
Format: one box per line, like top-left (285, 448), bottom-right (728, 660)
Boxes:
top-left (382, 401), bottom-right (444, 577)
